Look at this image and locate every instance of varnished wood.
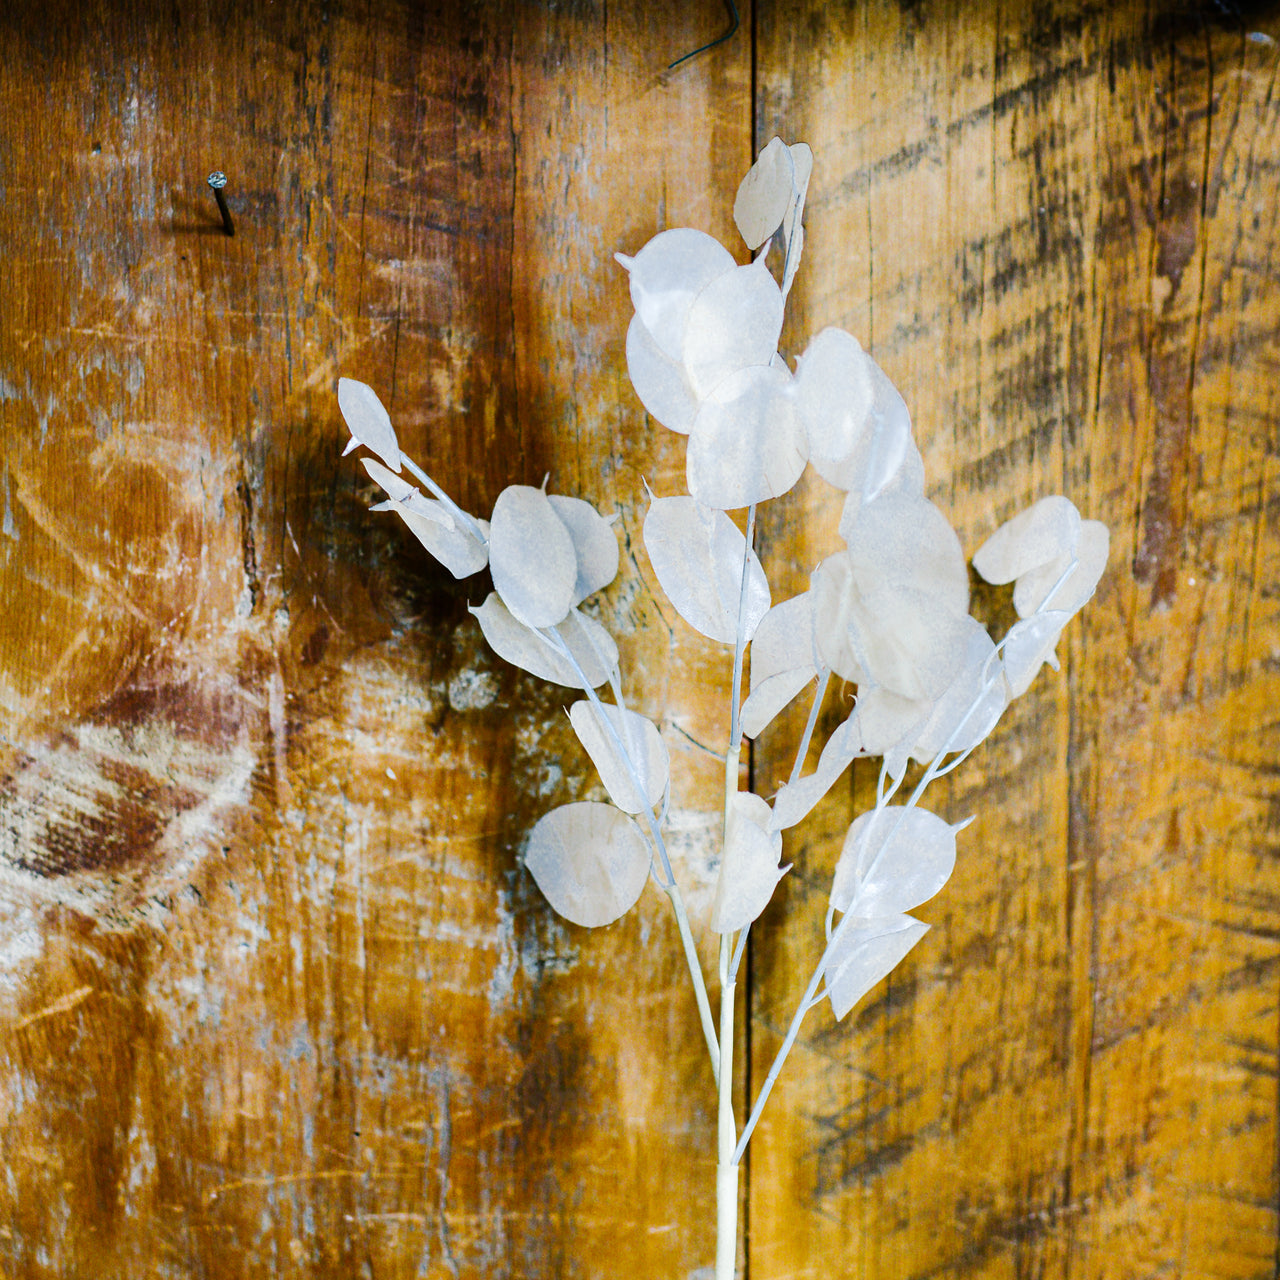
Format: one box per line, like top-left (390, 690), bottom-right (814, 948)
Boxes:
top-left (1, 2), bottom-right (1277, 1277)
top-left (751, 4), bottom-right (1280, 1278)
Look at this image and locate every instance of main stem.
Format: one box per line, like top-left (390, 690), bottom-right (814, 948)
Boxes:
top-left (716, 746), bottom-right (740, 1280)
top-left (716, 939), bottom-right (739, 1280)
top-left (716, 506), bottom-right (755, 1279)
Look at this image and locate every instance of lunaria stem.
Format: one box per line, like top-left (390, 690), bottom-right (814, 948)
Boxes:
top-left (728, 504), bottom-right (757, 749)
top-left (789, 667), bottom-right (831, 787)
top-left (399, 453), bottom-right (490, 545)
top-left (716, 927), bottom-right (739, 1280)
top-left (544, 623), bottom-right (721, 1084)
top-left (717, 506), bottom-right (755, 1278)
top-left (733, 657), bottom-right (1012, 1165)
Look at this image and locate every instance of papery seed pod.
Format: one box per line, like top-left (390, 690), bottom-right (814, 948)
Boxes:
top-left (338, 377), bottom-right (401, 472)
top-left (617, 228), bottom-right (736, 363)
top-left (488, 485), bottom-right (579, 629)
top-left (524, 802), bottom-right (651, 928)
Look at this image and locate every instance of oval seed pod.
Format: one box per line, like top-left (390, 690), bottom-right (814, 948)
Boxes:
top-left (794, 327), bottom-right (875, 472)
top-left (733, 135), bottom-right (796, 250)
top-left (625, 313), bottom-right (700, 434)
top-left (642, 494), bottom-right (771, 644)
top-left (682, 256), bottom-right (785, 400)
top-left (524, 802), bottom-right (651, 928)
top-left (686, 363), bottom-right (807, 510)
top-left (973, 495), bottom-right (1082, 586)
top-left (825, 915), bottom-right (930, 1020)
top-left (488, 485), bottom-right (579, 628)
top-left (470, 595), bottom-right (617, 689)
top-left (338, 377), bottom-right (401, 472)
top-left (547, 495), bottom-right (620, 605)
top-left (376, 493), bottom-right (489, 579)
top-left (618, 227), bottom-right (736, 363)
top-left (1012, 519), bottom-right (1110, 618)
top-left (1002, 610), bottom-right (1071, 696)
top-left (830, 805), bottom-right (959, 916)
top-left (711, 792), bottom-right (787, 934)
top-left (568, 701), bottom-right (669, 814)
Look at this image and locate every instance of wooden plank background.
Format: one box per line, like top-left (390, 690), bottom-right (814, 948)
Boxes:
top-left (1, 2), bottom-right (1277, 1277)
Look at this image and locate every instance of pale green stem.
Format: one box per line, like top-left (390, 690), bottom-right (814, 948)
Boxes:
top-left (728, 504), bottom-right (757, 747)
top-left (716, 503), bottom-right (755, 1280)
top-left (666, 880), bottom-right (722, 1087)
top-left (728, 917), bottom-right (750, 983)
top-left (788, 667), bottom-right (831, 787)
top-left (399, 454), bottom-right (490, 545)
top-left (716, 925), bottom-right (739, 1280)
top-left (543, 625), bottom-right (720, 1082)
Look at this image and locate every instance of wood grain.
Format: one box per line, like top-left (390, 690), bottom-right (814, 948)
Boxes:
top-left (750, 3), bottom-right (1280, 1278)
top-left (1, 1), bottom-right (1278, 1278)
top-left (0, 3), bottom-right (748, 1276)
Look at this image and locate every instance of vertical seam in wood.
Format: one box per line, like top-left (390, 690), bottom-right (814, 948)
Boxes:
top-left (743, 10), bottom-right (759, 1277)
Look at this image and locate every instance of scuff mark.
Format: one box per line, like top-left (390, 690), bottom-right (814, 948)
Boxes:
top-left (0, 669), bottom-right (261, 949)
top-left (431, 1071), bottom-right (461, 1279)
top-left (236, 477), bottom-right (260, 616)
top-left (2, 464), bottom-right (16, 540)
top-left (11, 984), bottom-right (94, 1031)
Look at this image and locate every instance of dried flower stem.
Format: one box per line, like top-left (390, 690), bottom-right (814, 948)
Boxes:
top-left (545, 623), bottom-right (721, 1082)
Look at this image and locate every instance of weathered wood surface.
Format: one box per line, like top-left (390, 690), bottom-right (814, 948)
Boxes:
top-left (751, 4), bottom-right (1280, 1278)
top-left (0, 2), bottom-right (1277, 1278)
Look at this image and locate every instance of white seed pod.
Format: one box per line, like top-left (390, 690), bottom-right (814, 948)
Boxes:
top-left (1002, 611), bottom-right (1071, 696)
top-left (339, 377), bottom-right (402, 472)
top-left (711, 791), bottom-right (787, 934)
top-left (362, 457), bottom-right (417, 503)
top-left (488, 485), bottom-right (578, 628)
top-left (625, 314), bottom-right (700, 434)
top-left (682, 256), bottom-right (785, 400)
top-left (686, 364), bottom-right (807, 510)
top-left (750, 591), bottom-right (818, 688)
top-left (808, 553), bottom-right (867, 684)
top-left (973, 496), bottom-right (1082, 586)
top-left (850, 685), bottom-right (931, 782)
top-left (825, 915), bottom-right (930, 1020)
top-left (845, 584), bottom-right (970, 703)
top-left (642, 494), bottom-right (771, 644)
top-left (768, 713), bottom-right (864, 832)
top-left (779, 142), bottom-right (813, 297)
top-left (524, 802), bottom-right (651, 928)
top-left (813, 356), bottom-right (923, 502)
top-left (830, 806), bottom-right (959, 916)
top-left (470, 595), bottom-right (616, 689)
top-left (794, 328), bottom-right (875, 472)
top-left (741, 669), bottom-right (817, 740)
top-left (733, 136), bottom-right (797, 250)
top-left (741, 592), bottom-right (819, 739)
top-left (1012, 519), bottom-right (1110, 618)
top-left (547, 495), bottom-right (620, 606)
top-left (840, 491), bottom-right (970, 618)
top-left (617, 228), bottom-right (736, 363)
top-left (568, 701), bottom-right (669, 814)
top-left (908, 617), bottom-right (1009, 761)
top-left (376, 492), bottom-right (490, 579)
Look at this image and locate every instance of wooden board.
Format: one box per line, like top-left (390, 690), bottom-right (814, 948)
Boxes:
top-left (1, 1), bottom-right (1278, 1277)
top-left (750, 3), bottom-right (1280, 1278)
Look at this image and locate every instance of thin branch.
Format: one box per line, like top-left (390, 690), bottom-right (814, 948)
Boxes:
top-left (399, 454), bottom-right (489, 545)
top-left (788, 667), bottom-right (831, 786)
top-left (543, 624), bottom-right (721, 1082)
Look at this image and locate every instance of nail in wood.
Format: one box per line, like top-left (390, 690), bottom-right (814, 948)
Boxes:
top-left (206, 171), bottom-right (235, 236)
